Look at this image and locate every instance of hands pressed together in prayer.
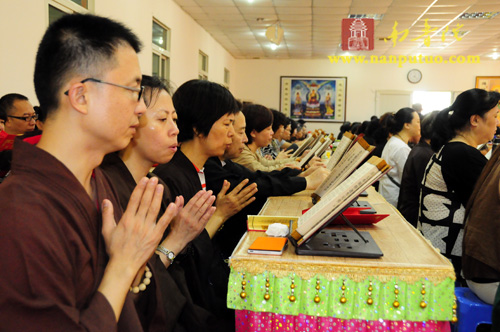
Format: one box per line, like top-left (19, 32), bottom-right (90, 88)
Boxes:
top-left (205, 179), bottom-right (258, 238)
top-left (157, 191), bottom-right (216, 267)
top-left (99, 177), bottom-right (179, 320)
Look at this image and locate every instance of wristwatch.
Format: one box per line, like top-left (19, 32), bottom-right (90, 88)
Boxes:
top-left (156, 245), bottom-right (176, 265)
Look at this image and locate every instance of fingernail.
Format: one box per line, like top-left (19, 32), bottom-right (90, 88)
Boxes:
top-left (102, 200), bottom-right (109, 209)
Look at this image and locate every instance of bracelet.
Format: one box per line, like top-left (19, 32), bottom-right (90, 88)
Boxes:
top-left (156, 245), bottom-right (176, 265)
top-left (129, 266), bottom-right (152, 293)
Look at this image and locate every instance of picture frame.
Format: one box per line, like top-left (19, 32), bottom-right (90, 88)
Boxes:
top-left (475, 76), bottom-right (500, 92)
top-left (280, 76), bottom-right (347, 122)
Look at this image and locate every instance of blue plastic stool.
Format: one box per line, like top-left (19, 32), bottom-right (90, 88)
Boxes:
top-left (455, 287), bottom-right (493, 332)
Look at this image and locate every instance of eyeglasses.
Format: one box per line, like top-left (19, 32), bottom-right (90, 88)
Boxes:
top-left (64, 78), bottom-right (144, 101)
top-left (7, 114), bottom-right (38, 122)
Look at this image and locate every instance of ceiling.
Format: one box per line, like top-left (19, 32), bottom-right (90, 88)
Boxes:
top-left (172, 0), bottom-right (500, 60)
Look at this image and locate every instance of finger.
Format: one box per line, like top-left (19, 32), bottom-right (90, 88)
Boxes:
top-left (101, 199), bottom-right (116, 239)
top-left (156, 202), bottom-right (179, 235)
top-left (217, 180), bottom-right (230, 198)
top-left (125, 177), bottom-right (149, 215)
top-left (136, 177), bottom-right (159, 219)
top-left (201, 206), bottom-right (217, 224)
top-left (175, 195), bottom-right (184, 209)
top-left (230, 179), bottom-right (250, 194)
top-left (186, 190), bottom-right (209, 211)
top-left (239, 186), bottom-right (258, 203)
top-left (144, 183), bottom-right (165, 225)
top-left (239, 196), bottom-right (256, 209)
top-left (236, 183), bottom-right (257, 199)
top-left (196, 194), bottom-right (216, 219)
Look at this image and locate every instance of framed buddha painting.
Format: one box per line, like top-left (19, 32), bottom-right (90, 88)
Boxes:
top-left (280, 76), bottom-right (347, 122)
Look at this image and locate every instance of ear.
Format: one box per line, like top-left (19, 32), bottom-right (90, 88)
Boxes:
top-left (404, 122), bottom-right (411, 130)
top-left (66, 81), bottom-right (89, 115)
top-left (250, 129), bottom-right (258, 138)
top-left (470, 114), bottom-right (480, 128)
top-left (193, 127), bottom-right (205, 139)
top-left (4, 118), bottom-right (13, 128)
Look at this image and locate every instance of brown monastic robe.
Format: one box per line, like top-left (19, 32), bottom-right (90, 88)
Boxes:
top-left (0, 141), bottom-right (143, 331)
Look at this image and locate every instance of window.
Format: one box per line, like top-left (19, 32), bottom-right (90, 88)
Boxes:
top-left (223, 68), bottom-right (230, 88)
top-left (48, 0), bottom-right (92, 25)
top-left (68, 0), bottom-right (88, 8)
top-left (412, 91), bottom-right (452, 115)
top-left (198, 51), bottom-right (208, 80)
top-left (152, 20), bottom-right (171, 80)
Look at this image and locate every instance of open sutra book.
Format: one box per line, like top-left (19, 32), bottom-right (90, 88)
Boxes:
top-left (312, 132), bottom-right (374, 203)
top-left (289, 156), bottom-right (390, 247)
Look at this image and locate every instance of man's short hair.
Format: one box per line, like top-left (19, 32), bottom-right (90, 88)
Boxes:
top-left (173, 79), bottom-right (238, 143)
top-left (0, 93), bottom-right (29, 119)
top-left (34, 14), bottom-right (142, 118)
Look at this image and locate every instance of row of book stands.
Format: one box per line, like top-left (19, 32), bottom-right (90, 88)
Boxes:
top-left (228, 130), bottom-right (456, 331)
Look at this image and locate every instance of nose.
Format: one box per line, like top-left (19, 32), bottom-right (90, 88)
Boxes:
top-left (242, 133), bottom-right (248, 144)
top-left (171, 121), bottom-right (180, 136)
top-left (135, 97), bottom-right (147, 117)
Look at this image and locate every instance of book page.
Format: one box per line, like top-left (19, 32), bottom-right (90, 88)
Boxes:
top-left (314, 138), bottom-right (373, 199)
top-left (291, 135), bottom-right (314, 158)
top-left (298, 136), bottom-right (325, 168)
top-left (315, 137), bottom-right (332, 158)
top-left (293, 158), bottom-right (388, 245)
top-left (326, 133), bottom-right (353, 170)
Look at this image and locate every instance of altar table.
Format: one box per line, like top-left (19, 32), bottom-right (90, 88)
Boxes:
top-left (227, 188), bottom-right (455, 331)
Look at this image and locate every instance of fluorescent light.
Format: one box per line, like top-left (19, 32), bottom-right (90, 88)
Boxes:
top-left (270, 43), bottom-right (278, 51)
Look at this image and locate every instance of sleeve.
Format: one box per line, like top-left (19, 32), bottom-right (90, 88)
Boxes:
top-left (442, 146), bottom-right (487, 207)
top-left (0, 200), bottom-right (118, 332)
top-left (391, 144), bottom-right (411, 181)
top-left (232, 149), bottom-right (293, 172)
top-left (205, 160), bottom-right (306, 200)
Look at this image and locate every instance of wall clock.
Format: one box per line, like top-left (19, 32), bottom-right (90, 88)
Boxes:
top-left (407, 69), bottom-right (422, 84)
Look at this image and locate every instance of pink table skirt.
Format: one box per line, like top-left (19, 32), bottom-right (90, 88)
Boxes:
top-left (235, 310), bottom-right (451, 332)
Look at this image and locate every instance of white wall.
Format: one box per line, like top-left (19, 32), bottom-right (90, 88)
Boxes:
top-left (232, 59), bottom-right (500, 134)
top-left (2, 0), bottom-right (499, 138)
top-left (0, 0), bottom-right (235, 103)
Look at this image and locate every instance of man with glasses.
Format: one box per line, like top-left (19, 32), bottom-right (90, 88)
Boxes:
top-left (0, 93), bottom-right (37, 135)
top-left (0, 14), bottom-right (177, 332)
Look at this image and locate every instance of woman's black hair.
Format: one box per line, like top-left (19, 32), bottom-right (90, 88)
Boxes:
top-left (141, 75), bottom-right (174, 108)
top-left (172, 79), bottom-right (238, 143)
top-left (420, 111), bottom-right (439, 141)
top-left (242, 104), bottom-right (273, 144)
top-left (349, 122), bottom-right (361, 135)
top-left (337, 121), bottom-right (351, 140)
top-left (431, 88), bottom-right (500, 151)
top-left (387, 107), bottom-right (416, 134)
top-left (271, 109), bottom-right (287, 132)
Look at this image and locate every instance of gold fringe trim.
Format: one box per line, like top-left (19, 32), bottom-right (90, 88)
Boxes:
top-left (230, 259), bottom-right (455, 284)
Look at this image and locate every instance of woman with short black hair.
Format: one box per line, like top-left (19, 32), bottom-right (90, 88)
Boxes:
top-left (232, 104), bottom-right (297, 172)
